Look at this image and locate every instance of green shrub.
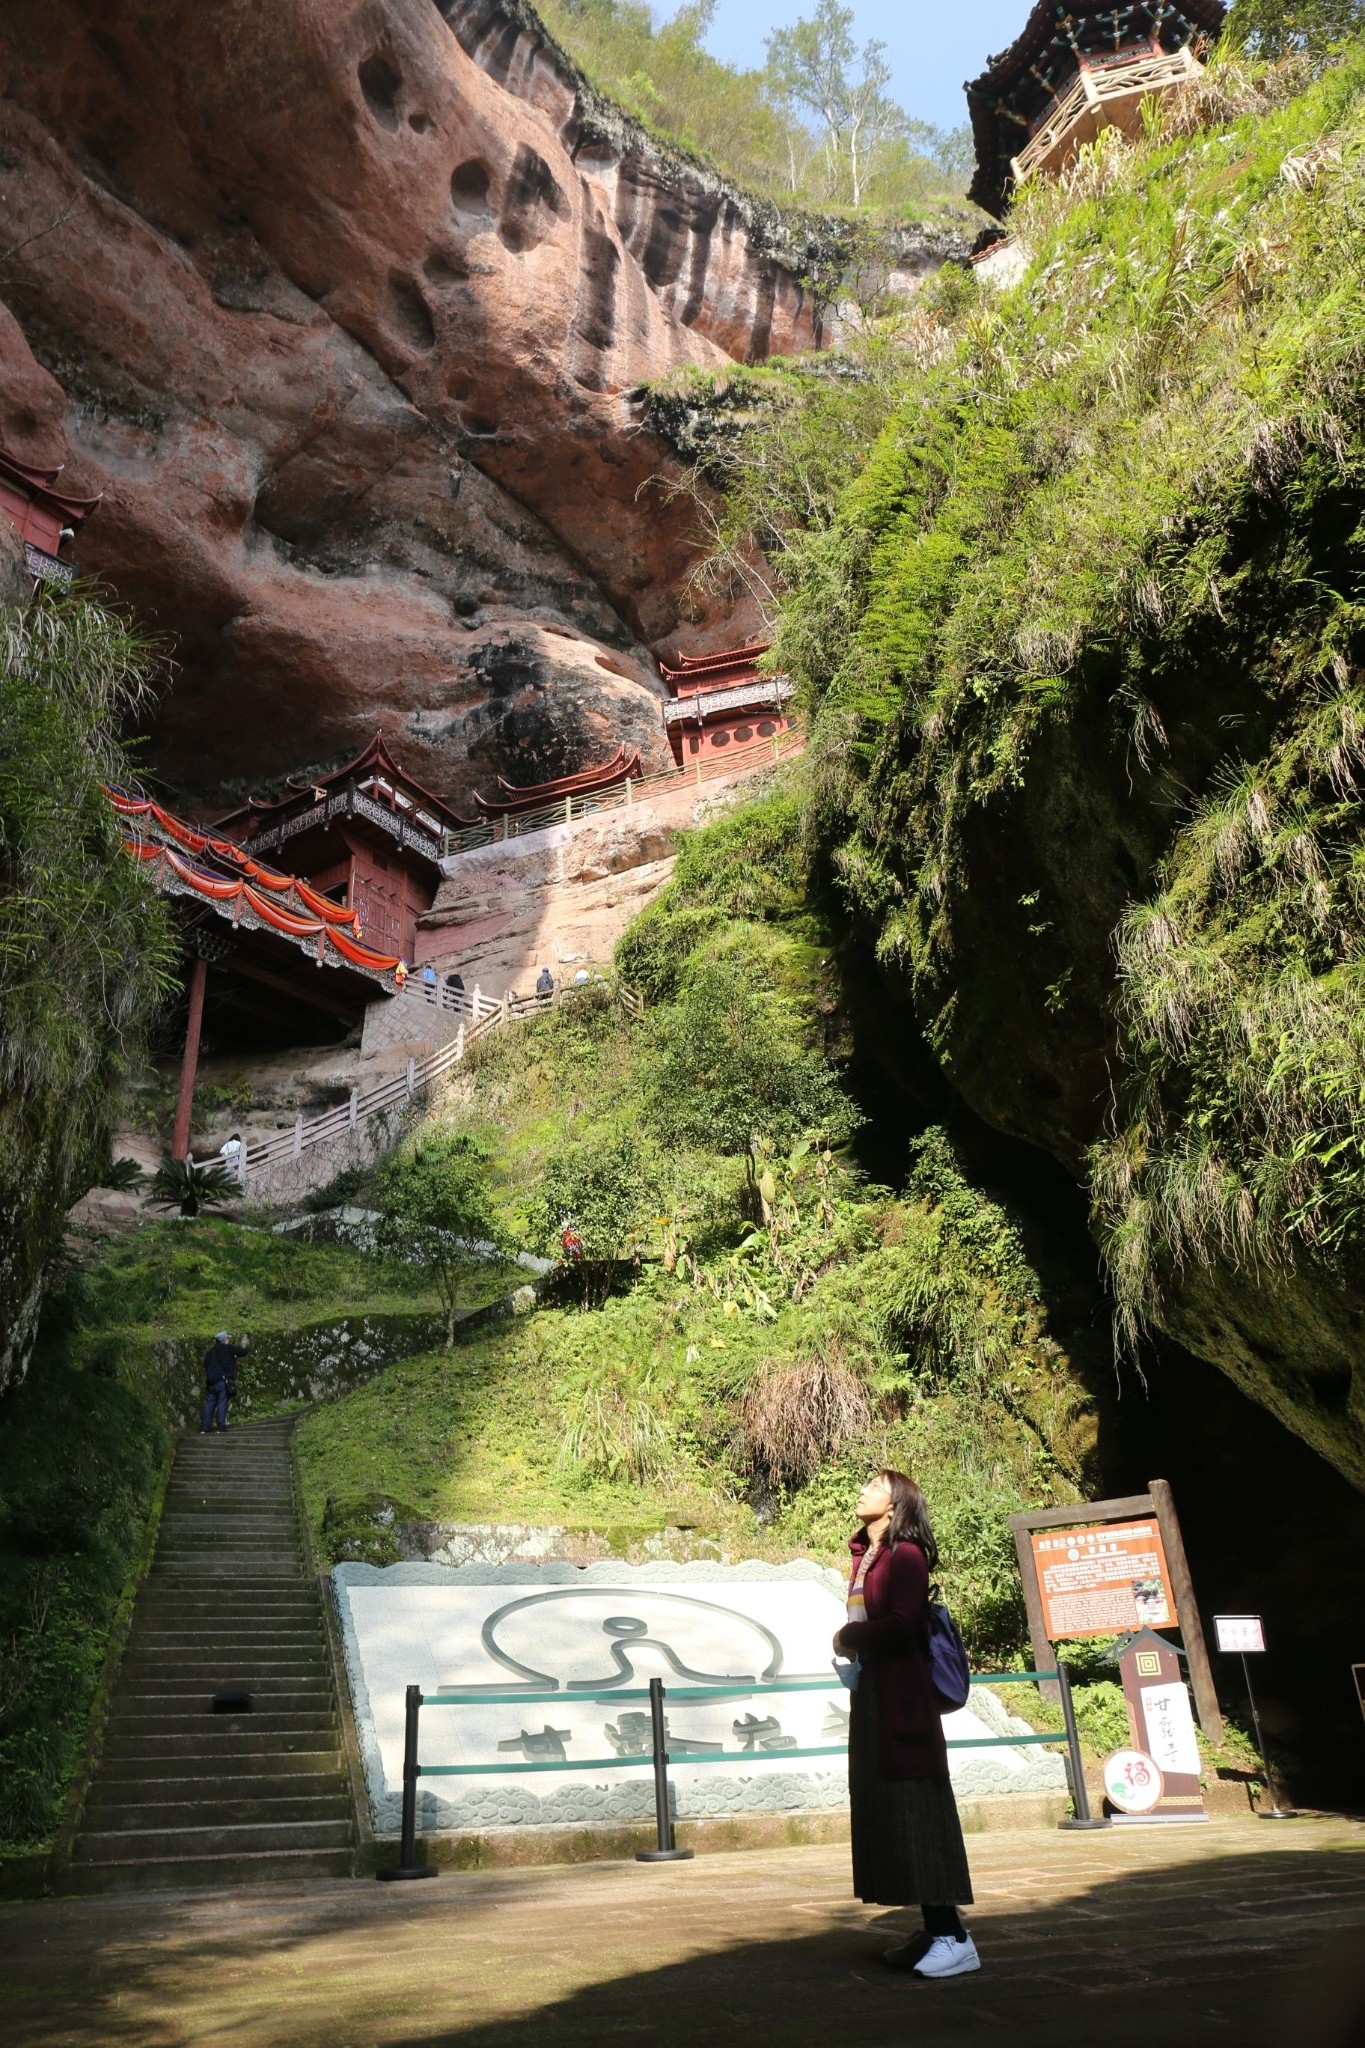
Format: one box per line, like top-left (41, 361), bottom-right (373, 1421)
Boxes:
top-left (0, 1359), bottom-right (165, 1853)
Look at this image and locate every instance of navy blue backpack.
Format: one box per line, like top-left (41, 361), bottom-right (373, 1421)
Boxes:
top-left (925, 1596), bottom-right (971, 1712)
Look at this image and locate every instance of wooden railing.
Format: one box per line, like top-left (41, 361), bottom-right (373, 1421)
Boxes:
top-left (1011, 44), bottom-right (1199, 185)
top-left (441, 729), bottom-right (804, 858)
top-left (238, 977), bottom-right (642, 1191)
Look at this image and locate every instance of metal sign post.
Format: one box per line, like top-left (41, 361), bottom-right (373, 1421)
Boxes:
top-left (636, 1677), bottom-right (694, 1863)
top-left (1213, 1616), bottom-right (1297, 1821)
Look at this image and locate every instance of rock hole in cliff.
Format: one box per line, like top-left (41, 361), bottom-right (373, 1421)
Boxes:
top-left (499, 145), bottom-right (568, 256)
top-left (386, 275), bottom-right (437, 352)
top-left (450, 159), bottom-right (493, 223)
top-left (358, 53), bottom-right (402, 132)
top-left (424, 249), bottom-right (467, 286)
top-left (460, 412), bottom-right (499, 439)
top-left (408, 112), bottom-right (432, 134)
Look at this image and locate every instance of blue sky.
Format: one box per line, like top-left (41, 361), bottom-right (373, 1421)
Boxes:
top-left (703, 0), bottom-right (1026, 133)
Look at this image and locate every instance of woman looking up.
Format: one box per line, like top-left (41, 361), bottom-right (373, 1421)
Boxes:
top-left (833, 1468), bottom-right (980, 1978)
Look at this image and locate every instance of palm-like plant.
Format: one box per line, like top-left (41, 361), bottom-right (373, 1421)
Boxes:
top-left (149, 1154), bottom-right (237, 1218)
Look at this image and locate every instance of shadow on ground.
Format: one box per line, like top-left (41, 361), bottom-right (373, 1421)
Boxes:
top-left (3, 1835), bottom-right (1364, 2048)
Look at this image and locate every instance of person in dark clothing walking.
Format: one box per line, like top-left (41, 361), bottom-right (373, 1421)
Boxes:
top-left (833, 1468), bottom-right (979, 1979)
top-left (201, 1332), bottom-right (246, 1434)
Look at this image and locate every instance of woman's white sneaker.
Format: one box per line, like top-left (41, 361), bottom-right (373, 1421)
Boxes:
top-left (913, 1934), bottom-right (981, 1978)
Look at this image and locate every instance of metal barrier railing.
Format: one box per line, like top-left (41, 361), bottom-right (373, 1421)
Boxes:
top-left (375, 1662), bottom-right (1105, 1879)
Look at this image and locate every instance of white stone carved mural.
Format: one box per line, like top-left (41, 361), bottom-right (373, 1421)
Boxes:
top-left (332, 1560), bottom-right (1065, 1833)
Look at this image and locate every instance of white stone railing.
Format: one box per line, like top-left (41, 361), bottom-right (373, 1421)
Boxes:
top-left (238, 977), bottom-right (642, 1196)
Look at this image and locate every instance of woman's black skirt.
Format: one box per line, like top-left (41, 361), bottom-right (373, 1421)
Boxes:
top-left (848, 1676), bottom-right (974, 1906)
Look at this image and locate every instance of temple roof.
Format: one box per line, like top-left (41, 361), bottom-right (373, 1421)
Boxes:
top-left (472, 746), bottom-right (642, 818)
top-left (214, 730), bottom-right (467, 838)
top-left (0, 448), bottom-right (102, 524)
top-left (966, 0), bottom-right (1225, 217)
top-left (108, 788), bottom-right (403, 990)
top-left (659, 643), bottom-right (769, 692)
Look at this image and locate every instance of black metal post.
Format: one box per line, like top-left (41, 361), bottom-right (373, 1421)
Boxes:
top-left (1055, 1661), bottom-right (1110, 1831)
top-left (636, 1676), bottom-right (693, 1863)
top-left (377, 1684), bottom-right (440, 1879)
top-left (1243, 1652), bottom-right (1298, 1820)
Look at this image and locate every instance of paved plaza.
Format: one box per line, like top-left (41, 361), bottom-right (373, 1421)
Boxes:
top-left (3, 1816), bottom-right (1364, 2048)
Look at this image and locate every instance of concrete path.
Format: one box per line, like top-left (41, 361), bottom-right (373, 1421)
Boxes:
top-left (5, 1816), bottom-right (1363, 2047)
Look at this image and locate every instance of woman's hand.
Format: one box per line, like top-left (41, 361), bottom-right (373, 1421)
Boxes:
top-left (832, 1629), bottom-right (847, 1657)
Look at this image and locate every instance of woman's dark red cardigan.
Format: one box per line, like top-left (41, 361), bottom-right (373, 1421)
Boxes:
top-left (838, 1532), bottom-right (949, 1781)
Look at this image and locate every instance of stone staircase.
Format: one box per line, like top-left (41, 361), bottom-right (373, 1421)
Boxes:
top-left (71, 1415), bottom-right (357, 1889)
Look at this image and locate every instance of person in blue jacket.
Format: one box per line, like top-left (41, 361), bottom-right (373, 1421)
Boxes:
top-left (201, 1332), bottom-right (247, 1434)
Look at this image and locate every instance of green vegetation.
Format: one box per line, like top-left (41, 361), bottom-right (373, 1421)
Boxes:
top-left (1228, 0), bottom-right (1365, 55)
top-left (533, 0), bottom-right (970, 214)
top-left (0, 591), bottom-right (174, 1388)
top-left (71, 1220), bottom-right (444, 1339)
top-left (56, 1218), bottom-right (524, 1430)
top-left (299, 788), bottom-right (1097, 1659)
top-left (666, 45), bottom-right (1365, 1433)
top-left (375, 1132), bottom-right (503, 1345)
top-left (0, 1351), bottom-right (166, 1855)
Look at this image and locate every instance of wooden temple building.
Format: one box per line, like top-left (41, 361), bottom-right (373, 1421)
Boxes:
top-left (111, 788), bottom-right (405, 1158)
top-left (658, 643), bottom-right (795, 767)
top-left (214, 732), bottom-right (466, 964)
top-left (966, 0), bottom-right (1225, 219)
top-left (0, 446), bottom-right (101, 585)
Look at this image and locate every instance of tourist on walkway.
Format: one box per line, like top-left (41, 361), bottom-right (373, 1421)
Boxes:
top-left (536, 965), bottom-right (555, 998)
top-left (833, 1469), bottom-right (979, 1978)
top-left (200, 1331), bottom-right (247, 1435)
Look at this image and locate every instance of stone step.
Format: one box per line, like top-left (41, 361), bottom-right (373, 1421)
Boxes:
top-left (74, 1818), bottom-right (354, 1862)
top-left (93, 1752), bottom-right (347, 1789)
top-left (108, 1684), bottom-right (333, 1713)
top-left (67, 1846), bottom-right (358, 1893)
top-left (84, 1791), bottom-right (352, 1831)
top-left (138, 1588), bottom-right (319, 1603)
top-left (105, 1708), bottom-right (337, 1740)
top-left (128, 1628), bottom-right (324, 1647)
top-left (101, 1732), bottom-right (344, 1766)
top-left (122, 1657), bottom-right (326, 1679)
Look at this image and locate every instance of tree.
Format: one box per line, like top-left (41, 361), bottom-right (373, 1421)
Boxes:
top-left (374, 1132), bottom-right (502, 1346)
top-left (533, 1137), bottom-right (654, 1307)
top-left (644, 956), bottom-right (858, 1211)
top-left (765, 0), bottom-right (903, 204)
top-left (0, 583), bottom-right (174, 1391)
top-left (1226, 0), bottom-right (1365, 52)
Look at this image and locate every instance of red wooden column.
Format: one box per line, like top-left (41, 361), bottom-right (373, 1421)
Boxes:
top-left (170, 956), bottom-right (208, 1162)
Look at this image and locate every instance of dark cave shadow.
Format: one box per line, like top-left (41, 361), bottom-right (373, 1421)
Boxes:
top-left (3, 1841), bottom-right (1364, 2048)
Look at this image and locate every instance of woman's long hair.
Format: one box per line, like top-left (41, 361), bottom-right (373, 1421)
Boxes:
top-left (881, 1468), bottom-right (940, 1573)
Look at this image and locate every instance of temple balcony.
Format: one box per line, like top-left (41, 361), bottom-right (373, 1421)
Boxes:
top-left (1011, 42), bottom-right (1202, 188)
top-left (245, 782), bottom-right (445, 867)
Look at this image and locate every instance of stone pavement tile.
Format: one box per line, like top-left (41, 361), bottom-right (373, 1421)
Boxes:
top-left (0, 1817), bottom-right (1362, 2048)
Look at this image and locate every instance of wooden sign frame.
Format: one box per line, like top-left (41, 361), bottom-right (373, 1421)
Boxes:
top-left (1008, 1480), bottom-right (1222, 1744)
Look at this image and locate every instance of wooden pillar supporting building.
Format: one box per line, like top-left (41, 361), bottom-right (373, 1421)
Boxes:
top-left (171, 955), bottom-right (208, 1162)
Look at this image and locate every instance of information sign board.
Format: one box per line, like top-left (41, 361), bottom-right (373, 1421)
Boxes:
top-left (1030, 1517), bottom-right (1178, 1640)
top-left (1213, 1615), bottom-right (1265, 1654)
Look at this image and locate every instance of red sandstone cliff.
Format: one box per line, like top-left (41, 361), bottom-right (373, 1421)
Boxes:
top-left (0, 0), bottom-right (834, 805)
